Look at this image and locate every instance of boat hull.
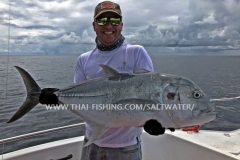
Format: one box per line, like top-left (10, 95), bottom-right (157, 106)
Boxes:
top-left (2, 130), bottom-right (239, 160)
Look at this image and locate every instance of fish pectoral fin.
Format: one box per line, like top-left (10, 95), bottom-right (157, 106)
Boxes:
top-left (113, 98), bottom-right (157, 112)
top-left (133, 68), bottom-right (151, 74)
top-left (83, 125), bottom-right (108, 147)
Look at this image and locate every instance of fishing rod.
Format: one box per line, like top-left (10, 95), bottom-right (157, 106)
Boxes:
top-left (1, 0), bottom-right (11, 157)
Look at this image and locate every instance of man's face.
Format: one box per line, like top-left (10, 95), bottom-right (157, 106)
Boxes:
top-left (93, 12), bottom-right (123, 46)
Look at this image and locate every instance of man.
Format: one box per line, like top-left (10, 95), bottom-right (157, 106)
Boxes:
top-left (73, 1), bottom-right (164, 159)
top-left (40, 1), bottom-right (165, 159)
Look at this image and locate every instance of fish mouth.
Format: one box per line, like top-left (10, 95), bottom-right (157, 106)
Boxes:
top-left (200, 110), bottom-right (216, 122)
top-left (195, 106), bottom-right (216, 123)
top-left (200, 106), bottom-right (216, 115)
top-left (192, 111), bottom-right (216, 126)
top-left (205, 109), bottom-right (214, 113)
top-left (201, 102), bottom-right (216, 114)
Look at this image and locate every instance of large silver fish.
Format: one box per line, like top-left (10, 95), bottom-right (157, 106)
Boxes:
top-left (7, 65), bottom-right (216, 146)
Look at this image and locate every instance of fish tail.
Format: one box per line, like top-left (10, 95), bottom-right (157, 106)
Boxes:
top-left (7, 66), bottom-right (42, 123)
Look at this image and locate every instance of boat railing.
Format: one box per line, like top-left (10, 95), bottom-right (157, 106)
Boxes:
top-left (0, 122), bottom-right (85, 144)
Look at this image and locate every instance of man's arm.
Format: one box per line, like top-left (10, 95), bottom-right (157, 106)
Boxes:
top-left (74, 56), bottom-right (87, 84)
top-left (135, 46), bottom-right (154, 72)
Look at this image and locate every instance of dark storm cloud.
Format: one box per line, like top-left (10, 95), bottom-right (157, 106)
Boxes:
top-left (125, 0), bottom-right (240, 50)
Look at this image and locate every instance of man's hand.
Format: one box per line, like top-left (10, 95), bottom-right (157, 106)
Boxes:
top-left (39, 88), bottom-right (59, 105)
top-left (144, 119), bottom-right (175, 135)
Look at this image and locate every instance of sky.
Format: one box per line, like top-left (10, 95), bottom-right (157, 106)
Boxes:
top-left (0, 0), bottom-right (240, 55)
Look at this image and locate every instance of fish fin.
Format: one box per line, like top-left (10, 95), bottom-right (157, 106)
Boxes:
top-left (113, 98), bottom-right (157, 112)
top-left (99, 64), bottom-right (119, 76)
top-left (7, 66), bottom-right (42, 123)
top-left (83, 125), bottom-right (108, 147)
top-left (133, 68), bottom-right (151, 74)
top-left (7, 97), bottom-right (39, 123)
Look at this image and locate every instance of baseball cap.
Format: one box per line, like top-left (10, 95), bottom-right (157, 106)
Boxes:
top-left (94, 1), bottom-right (122, 19)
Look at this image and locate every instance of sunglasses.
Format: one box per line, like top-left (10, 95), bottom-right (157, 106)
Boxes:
top-left (95, 17), bottom-right (121, 26)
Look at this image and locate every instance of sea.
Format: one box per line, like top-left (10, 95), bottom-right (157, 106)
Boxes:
top-left (0, 54), bottom-right (240, 154)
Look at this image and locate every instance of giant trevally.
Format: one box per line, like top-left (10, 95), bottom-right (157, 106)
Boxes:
top-left (7, 65), bottom-right (216, 146)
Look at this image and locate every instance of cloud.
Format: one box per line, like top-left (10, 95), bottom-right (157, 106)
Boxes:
top-left (194, 14), bottom-right (217, 25)
top-left (59, 30), bottom-right (94, 44)
top-left (125, 0), bottom-right (240, 51)
top-left (14, 37), bottom-right (41, 44)
top-left (0, 0), bottom-right (240, 55)
top-left (60, 32), bottom-right (81, 44)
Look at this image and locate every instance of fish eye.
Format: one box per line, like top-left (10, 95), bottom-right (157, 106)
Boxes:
top-left (167, 92), bottom-right (176, 100)
top-left (192, 91), bottom-right (202, 99)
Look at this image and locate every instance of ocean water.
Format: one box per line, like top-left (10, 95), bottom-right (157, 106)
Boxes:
top-left (0, 55), bottom-right (240, 154)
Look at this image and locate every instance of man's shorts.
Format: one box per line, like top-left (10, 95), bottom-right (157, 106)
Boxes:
top-left (81, 137), bottom-right (142, 160)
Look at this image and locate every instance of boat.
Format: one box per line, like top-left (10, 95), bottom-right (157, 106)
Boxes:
top-left (1, 123), bottom-right (239, 160)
